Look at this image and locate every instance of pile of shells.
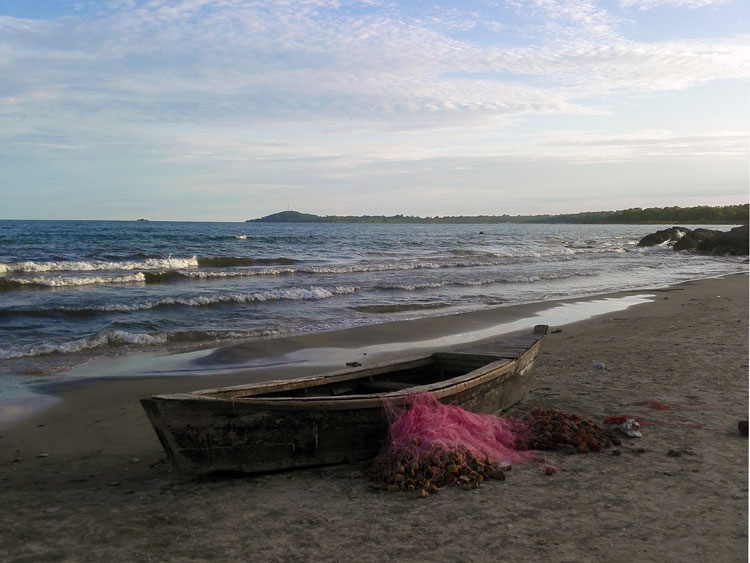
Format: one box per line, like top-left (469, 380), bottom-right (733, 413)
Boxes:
top-left (521, 408), bottom-right (621, 453)
top-left (369, 446), bottom-right (510, 497)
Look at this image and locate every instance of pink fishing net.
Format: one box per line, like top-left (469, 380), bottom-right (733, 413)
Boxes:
top-left (380, 392), bottom-right (535, 467)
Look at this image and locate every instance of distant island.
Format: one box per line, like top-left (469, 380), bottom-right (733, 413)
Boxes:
top-left (248, 204), bottom-right (748, 225)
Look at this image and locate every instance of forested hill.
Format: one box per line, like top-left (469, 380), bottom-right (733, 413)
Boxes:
top-left (248, 205), bottom-right (748, 225)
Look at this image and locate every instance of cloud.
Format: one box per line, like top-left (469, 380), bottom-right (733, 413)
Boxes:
top-left (125, 125), bottom-right (747, 172)
top-left (1, 0), bottom-right (748, 139)
top-left (530, 129), bottom-right (750, 161)
top-left (621, 0), bottom-right (731, 10)
top-left (505, 0), bottom-right (620, 39)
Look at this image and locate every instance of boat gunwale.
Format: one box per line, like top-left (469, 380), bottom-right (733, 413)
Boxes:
top-left (191, 355), bottom-right (441, 397)
top-left (146, 326), bottom-right (547, 410)
top-left (148, 356), bottom-right (521, 410)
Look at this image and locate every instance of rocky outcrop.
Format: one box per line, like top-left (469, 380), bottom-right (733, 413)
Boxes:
top-left (637, 227), bottom-right (691, 248)
top-left (696, 225), bottom-right (749, 256)
top-left (673, 228), bottom-right (722, 251)
top-left (638, 225), bottom-right (748, 256)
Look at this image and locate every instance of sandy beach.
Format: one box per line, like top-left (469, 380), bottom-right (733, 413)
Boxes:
top-left (1, 274), bottom-right (747, 562)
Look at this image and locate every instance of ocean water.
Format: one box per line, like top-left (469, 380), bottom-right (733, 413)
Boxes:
top-left (0, 220), bottom-right (746, 386)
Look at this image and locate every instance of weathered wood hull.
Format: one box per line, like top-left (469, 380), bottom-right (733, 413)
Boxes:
top-left (141, 325), bottom-right (547, 476)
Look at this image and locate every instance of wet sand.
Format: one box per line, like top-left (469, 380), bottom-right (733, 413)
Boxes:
top-left (1, 274), bottom-right (747, 562)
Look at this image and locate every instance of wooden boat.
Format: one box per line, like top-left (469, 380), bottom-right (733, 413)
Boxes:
top-left (141, 325), bottom-right (548, 476)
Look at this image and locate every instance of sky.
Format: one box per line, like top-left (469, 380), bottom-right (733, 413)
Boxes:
top-left (0, 0), bottom-right (748, 220)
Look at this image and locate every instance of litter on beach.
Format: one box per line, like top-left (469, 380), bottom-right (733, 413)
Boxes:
top-left (617, 418), bottom-right (643, 438)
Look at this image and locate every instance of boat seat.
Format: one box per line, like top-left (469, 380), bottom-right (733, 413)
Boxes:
top-left (357, 380), bottom-right (415, 393)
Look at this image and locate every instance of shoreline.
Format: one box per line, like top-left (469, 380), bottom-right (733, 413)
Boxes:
top-left (0, 272), bottom-right (742, 429)
top-left (12, 271), bottom-right (740, 386)
top-left (0, 273), bottom-right (747, 561)
top-left (0, 282), bottom-right (667, 427)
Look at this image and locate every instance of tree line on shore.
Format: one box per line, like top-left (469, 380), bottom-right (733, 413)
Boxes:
top-left (248, 204), bottom-right (748, 225)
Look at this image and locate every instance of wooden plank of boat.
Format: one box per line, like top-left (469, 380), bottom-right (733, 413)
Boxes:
top-left (454, 324), bottom-right (548, 358)
top-left (141, 325), bottom-right (548, 476)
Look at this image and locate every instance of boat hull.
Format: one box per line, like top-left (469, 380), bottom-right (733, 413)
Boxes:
top-left (141, 326), bottom-right (547, 476)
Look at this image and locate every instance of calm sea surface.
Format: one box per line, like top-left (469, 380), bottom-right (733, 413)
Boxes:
top-left (0, 220), bottom-right (746, 386)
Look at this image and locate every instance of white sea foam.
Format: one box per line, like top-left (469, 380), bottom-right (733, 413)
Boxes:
top-left (379, 271), bottom-right (599, 291)
top-left (383, 282), bottom-right (446, 291)
top-left (154, 287), bottom-right (356, 307)
top-left (183, 262), bottom-right (445, 277)
top-left (0, 327), bottom-right (293, 360)
top-left (0, 330), bottom-right (168, 359)
top-left (2, 256), bottom-right (199, 273)
top-left (185, 268), bottom-right (296, 279)
top-left (303, 262), bottom-right (443, 274)
top-left (168, 328), bottom-right (282, 343)
top-left (7, 273), bottom-right (147, 287)
top-left (62, 286), bottom-right (359, 313)
top-left (628, 244), bottom-right (676, 254)
top-left (237, 257), bottom-right (578, 277)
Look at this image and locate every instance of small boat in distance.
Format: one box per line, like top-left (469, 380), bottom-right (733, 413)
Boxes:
top-left (141, 325), bottom-right (548, 477)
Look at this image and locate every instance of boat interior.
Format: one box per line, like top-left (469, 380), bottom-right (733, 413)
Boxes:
top-left (232, 353), bottom-right (506, 399)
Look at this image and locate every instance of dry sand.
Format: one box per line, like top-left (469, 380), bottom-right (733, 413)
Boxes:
top-left (1, 274), bottom-right (747, 562)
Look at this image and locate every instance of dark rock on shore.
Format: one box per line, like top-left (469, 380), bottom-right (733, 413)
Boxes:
top-left (696, 225), bottom-right (749, 256)
top-left (638, 225), bottom-right (748, 256)
top-left (637, 227), bottom-right (689, 248)
top-left (673, 228), bottom-right (722, 251)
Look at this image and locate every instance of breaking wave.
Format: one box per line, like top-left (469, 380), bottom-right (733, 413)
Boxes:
top-left (0, 255), bottom-right (302, 274)
top-left (0, 286), bottom-right (359, 318)
top-left (351, 303), bottom-right (452, 314)
top-left (0, 256), bottom-right (199, 273)
top-left (0, 330), bottom-right (168, 359)
top-left (0, 328), bottom-right (283, 360)
top-left (0, 273), bottom-right (147, 289)
top-left (112, 286), bottom-right (359, 310)
top-left (0, 254), bottom-right (600, 291)
top-left (196, 256), bottom-right (300, 267)
top-left (377, 271), bottom-right (599, 291)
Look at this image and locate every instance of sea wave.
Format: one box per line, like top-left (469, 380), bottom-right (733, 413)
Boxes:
top-left (0, 327), bottom-right (285, 360)
top-left (447, 249), bottom-right (499, 257)
top-left (0, 286), bottom-right (359, 318)
top-left (146, 261), bottom-right (445, 279)
top-left (142, 271), bottom-right (186, 284)
top-left (377, 270), bottom-right (599, 291)
top-left (0, 256), bottom-right (199, 273)
top-left (196, 256), bottom-right (300, 267)
top-left (166, 328), bottom-right (281, 343)
top-left (125, 286), bottom-right (359, 309)
top-left (378, 282), bottom-right (446, 291)
top-left (0, 330), bottom-right (168, 359)
top-left (0, 254), bottom-right (592, 291)
top-left (351, 302), bottom-right (452, 314)
top-left (0, 273), bottom-right (147, 289)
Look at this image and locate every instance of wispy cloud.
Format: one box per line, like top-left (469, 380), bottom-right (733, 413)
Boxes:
top-left (621, 0), bottom-right (731, 10)
top-left (127, 126), bottom-right (748, 171)
top-left (1, 0), bottom-right (747, 218)
top-left (1, 0), bottom-right (747, 135)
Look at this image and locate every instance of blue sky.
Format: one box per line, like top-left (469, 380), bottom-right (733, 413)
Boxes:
top-left (0, 0), bottom-right (747, 220)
